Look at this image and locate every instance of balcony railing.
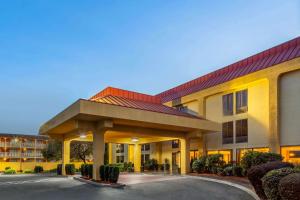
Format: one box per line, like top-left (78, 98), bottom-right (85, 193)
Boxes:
top-left (21, 143), bottom-right (35, 148)
top-left (0, 152), bottom-right (5, 157)
top-left (36, 144), bottom-right (46, 149)
top-left (6, 152), bottom-right (21, 158)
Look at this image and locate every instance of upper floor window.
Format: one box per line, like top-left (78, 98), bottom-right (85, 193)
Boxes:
top-left (236, 119), bottom-right (248, 143)
top-left (222, 93), bottom-right (233, 116)
top-left (141, 144), bottom-right (150, 151)
top-left (222, 121), bottom-right (233, 144)
top-left (116, 144), bottom-right (124, 153)
top-left (116, 155), bottom-right (124, 163)
top-left (236, 90), bottom-right (248, 114)
top-left (172, 140), bottom-right (179, 149)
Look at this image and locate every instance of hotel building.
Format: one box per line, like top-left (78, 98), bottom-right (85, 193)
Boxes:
top-left (40, 37), bottom-right (300, 179)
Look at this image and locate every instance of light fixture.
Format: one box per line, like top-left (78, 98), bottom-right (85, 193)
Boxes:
top-left (131, 137), bottom-right (139, 142)
top-left (80, 134), bottom-right (87, 139)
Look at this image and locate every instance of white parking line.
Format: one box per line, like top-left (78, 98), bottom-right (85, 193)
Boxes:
top-left (0, 178), bottom-right (66, 186)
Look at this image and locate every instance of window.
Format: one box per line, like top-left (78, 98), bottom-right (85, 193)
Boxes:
top-left (222, 121), bottom-right (233, 144)
top-left (116, 144), bottom-right (124, 153)
top-left (172, 140), bottom-right (179, 148)
top-left (236, 119), bottom-right (248, 143)
top-left (223, 93), bottom-right (233, 115)
top-left (141, 154), bottom-right (150, 165)
top-left (236, 90), bottom-right (248, 114)
top-left (141, 144), bottom-right (150, 151)
top-left (207, 150), bottom-right (232, 163)
top-left (116, 155), bottom-right (124, 163)
top-left (281, 146), bottom-right (300, 165)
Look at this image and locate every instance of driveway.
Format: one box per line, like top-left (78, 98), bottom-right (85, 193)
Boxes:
top-left (0, 174), bottom-right (255, 200)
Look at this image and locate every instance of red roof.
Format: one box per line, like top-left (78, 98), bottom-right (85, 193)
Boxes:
top-left (90, 87), bottom-right (161, 104)
top-left (156, 37), bottom-right (300, 103)
top-left (90, 94), bottom-right (201, 119)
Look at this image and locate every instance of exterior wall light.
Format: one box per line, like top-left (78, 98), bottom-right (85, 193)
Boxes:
top-left (132, 137), bottom-right (139, 142)
top-left (80, 134), bottom-right (87, 139)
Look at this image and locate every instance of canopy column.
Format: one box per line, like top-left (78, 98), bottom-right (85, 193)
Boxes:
top-left (62, 139), bottom-right (71, 176)
top-left (92, 129), bottom-right (105, 180)
top-left (133, 144), bottom-right (141, 172)
top-left (180, 138), bottom-right (190, 174)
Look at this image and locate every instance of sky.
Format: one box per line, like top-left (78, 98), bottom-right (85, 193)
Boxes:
top-left (0, 0), bottom-right (299, 134)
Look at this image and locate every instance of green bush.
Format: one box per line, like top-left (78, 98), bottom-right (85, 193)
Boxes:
top-left (99, 165), bottom-right (105, 181)
top-left (241, 151), bottom-right (283, 171)
top-left (224, 166), bottom-right (233, 176)
top-left (4, 169), bottom-right (16, 174)
top-left (192, 156), bottom-right (206, 173)
top-left (104, 165), bottom-right (110, 181)
top-left (57, 164), bottom-right (63, 175)
top-left (217, 167), bottom-right (226, 176)
top-left (65, 164), bottom-right (75, 175)
top-left (247, 161), bottom-right (293, 200)
top-left (109, 166), bottom-right (120, 183)
top-left (5, 167), bottom-right (11, 170)
top-left (206, 154), bottom-right (224, 171)
top-left (233, 165), bottom-right (244, 177)
top-left (144, 159), bottom-right (159, 171)
top-left (262, 167), bottom-right (295, 200)
top-left (87, 164), bottom-right (93, 179)
top-left (278, 173), bottom-right (300, 200)
top-left (34, 166), bottom-right (44, 173)
top-left (23, 169), bottom-right (33, 174)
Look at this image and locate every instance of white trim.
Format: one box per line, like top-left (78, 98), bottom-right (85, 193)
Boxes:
top-left (185, 175), bottom-right (260, 200)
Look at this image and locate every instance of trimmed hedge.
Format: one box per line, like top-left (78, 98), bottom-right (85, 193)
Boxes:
top-left (262, 167), bottom-right (295, 200)
top-left (57, 164), bottom-right (62, 175)
top-left (65, 164), bottom-right (75, 175)
top-left (192, 157), bottom-right (206, 173)
top-left (224, 166), bottom-right (233, 176)
top-left (241, 151), bottom-right (282, 171)
top-left (4, 169), bottom-right (16, 174)
top-left (34, 166), bottom-right (44, 173)
top-left (233, 165), bottom-right (243, 177)
top-left (80, 164), bottom-right (93, 178)
top-left (279, 173), bottom-right (300, 200)
top-left (247, 161), bottom-right (293, 200)
top-left (99, 165), bottom-right (105, 181)
top-left (99, 165), bottom-right (120, 183)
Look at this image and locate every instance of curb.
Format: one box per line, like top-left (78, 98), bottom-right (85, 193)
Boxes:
top-left (185, 175), bottom-right (260, 200)
top-left (73, 177), bottom-right (126, 188)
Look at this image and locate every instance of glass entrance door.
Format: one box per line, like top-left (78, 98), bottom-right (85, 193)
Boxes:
top-left (172, 151), bottom-right (180, 174)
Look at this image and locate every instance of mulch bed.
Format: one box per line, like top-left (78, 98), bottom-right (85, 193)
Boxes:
top-left (189, 173), bottom-right (253, 190)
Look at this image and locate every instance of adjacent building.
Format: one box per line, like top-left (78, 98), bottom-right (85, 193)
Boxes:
top-left (0, 133), bottom-right (48, 162)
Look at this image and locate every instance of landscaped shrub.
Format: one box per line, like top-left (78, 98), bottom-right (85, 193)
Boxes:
top-left (5, 167), bottom-right (11, 170)
top-left (57, 164), bottom-right (63, 175)
top-left (278, 173), bottom-right (300, 200)
top-left (108, 166), bottom-right (114, 182)
top-left (4, 168), bottom-right (16, 174)
top-left (233, 165), bottom-right (244, 177)
top-left (34, 166), bottom-right (44, 173)
top-left (87, 164), bottom-right (93, 179)
top-left (241, 151), bottom-right (283, 171)
top-left (104, 165), bottom-right (110, 181)
top-left (192, 156), bottom-right (206, 173)
top-left (144, 159), bottom-right (159, 171)
top-left (65, 164), bottom-right (75, 175)
top-left (217, 167), bottom-right (226, 176)
top-left (127, 162), bottom-right (134, 172)
top-left (224, 166), bottom-right (233, 176)
top-left (24, 169), bottom-right (33, 174)
top-left (206, 154), bottom-right (224, 172)
top-left (109, 166), bottom-right (120, 183)
top-left (99, 165), bottom-right (105, 181)
top-left (262, 167), bottom-right (295, 200)
top-left (247, 161), bottom-right (293, 200)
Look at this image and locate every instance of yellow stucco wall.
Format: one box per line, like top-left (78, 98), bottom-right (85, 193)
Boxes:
top-left (280, 69), bottom-right (300, 146)
top-left (0, 162), bottom-right (85, 172)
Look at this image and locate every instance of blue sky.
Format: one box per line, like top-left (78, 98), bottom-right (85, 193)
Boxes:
top-left (0, 0), bottom-right (299, 134)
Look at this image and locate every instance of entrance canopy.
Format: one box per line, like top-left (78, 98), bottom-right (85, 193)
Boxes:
top-left (39, 87), bottom-right (220, 143)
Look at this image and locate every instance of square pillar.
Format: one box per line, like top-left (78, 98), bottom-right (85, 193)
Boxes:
top-left (93, 129), bottom-right (105, 180)
top-left (128, 144), bottom-right (134, 163)
top-left (180, 138), bottom-right (190, 175)
top-left (133, 144), bottom-right (141, 172)
top-left (155, 143), bottom-right (162, 164)
top-left (108, 143), bottom-right (113, 164)
top-left (62, 139), bottom-right (70, 176)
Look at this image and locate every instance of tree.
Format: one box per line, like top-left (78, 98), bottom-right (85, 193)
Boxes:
top-left (42, 140), bottom-right (62, 161)
top-left (71, 141), bottom-right (92, 163)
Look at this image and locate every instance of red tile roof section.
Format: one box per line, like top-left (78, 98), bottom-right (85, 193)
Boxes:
top-left (90, 95), bottom-right (202, 119)
top-left (90, 87), bottom-right (161, 104)
top-left (156, 36), bottom-right (300, 103)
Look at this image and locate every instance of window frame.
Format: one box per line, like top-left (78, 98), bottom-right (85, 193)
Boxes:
top-left (236, 89), bottom-right (248, 114)
top-left (235, 119), bottom-right (248, 143)
top-left (222, 93), bottom-right (234, 116)
top-left (222, 121), bottom-right (234, 144)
